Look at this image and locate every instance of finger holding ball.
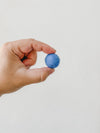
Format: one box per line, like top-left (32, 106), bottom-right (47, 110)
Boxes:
top-left (45, 53), bottom-right (60, 69)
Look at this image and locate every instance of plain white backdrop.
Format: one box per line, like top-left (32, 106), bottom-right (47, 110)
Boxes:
top-left (0, 0), bottom-right (100, 133)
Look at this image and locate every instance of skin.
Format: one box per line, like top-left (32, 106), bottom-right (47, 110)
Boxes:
top-left (0, 38), bottom-right (56, 95)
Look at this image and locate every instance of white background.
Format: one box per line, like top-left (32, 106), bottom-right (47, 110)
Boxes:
top-left (0, 0), bottom-right (100, 133)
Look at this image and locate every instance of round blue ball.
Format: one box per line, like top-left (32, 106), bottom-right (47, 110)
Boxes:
top-left (45, 54), bottom-right (60, 68)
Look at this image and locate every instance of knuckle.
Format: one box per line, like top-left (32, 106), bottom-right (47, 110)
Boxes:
top-left (3, 42), bottom-right (10, 46)
top-left (3, 42), bottom-right (12, 48)
top-left (40, 72), bottom-right (47, 82)
top-left (29, 38), bottom-right (35, 42)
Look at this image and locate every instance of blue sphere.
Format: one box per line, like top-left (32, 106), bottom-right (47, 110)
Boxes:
top-left (45, 53), bottom-right (60, 68)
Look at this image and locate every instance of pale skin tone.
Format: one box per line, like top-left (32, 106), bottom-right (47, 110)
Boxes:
top-left (0, 38), bottom-right (56, 96)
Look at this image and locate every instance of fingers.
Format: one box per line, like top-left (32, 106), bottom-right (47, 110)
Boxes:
top-left (31, 39), bottom-right (56, 54)
top-left (22, 50), bottom-right (37, 66)
top-left (22, 67), bottom-right (55, 85)
top-left (10, 39), bottom-right (56, 58)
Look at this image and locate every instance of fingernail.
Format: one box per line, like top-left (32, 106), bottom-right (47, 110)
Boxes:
top-left (53, 48), bottom-right (56, 52)
top-left (49, 69), bottom-right (55, 74)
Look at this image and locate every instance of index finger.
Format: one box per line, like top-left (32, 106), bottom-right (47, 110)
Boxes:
top-left (11, 38), bottom-right (56, 54)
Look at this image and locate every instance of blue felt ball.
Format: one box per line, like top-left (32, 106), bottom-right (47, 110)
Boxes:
top-left (45, 54), bottom-right (60, 68)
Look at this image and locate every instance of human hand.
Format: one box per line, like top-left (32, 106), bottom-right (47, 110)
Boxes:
top-left (0, 39), bottom-right (56, 95)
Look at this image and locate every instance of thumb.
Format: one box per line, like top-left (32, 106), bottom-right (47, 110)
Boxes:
top-left (22, 67), bottom-right (55, 85)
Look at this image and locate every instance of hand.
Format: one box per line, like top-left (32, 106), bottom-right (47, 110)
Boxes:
top-left (0, 38), bottom-right (56, 95)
